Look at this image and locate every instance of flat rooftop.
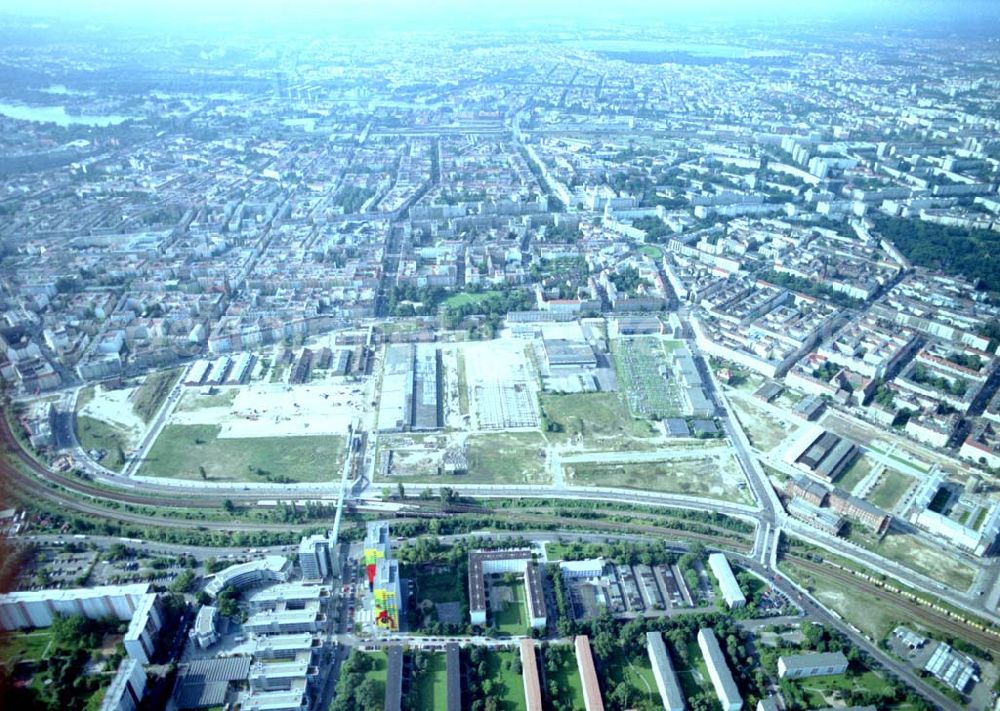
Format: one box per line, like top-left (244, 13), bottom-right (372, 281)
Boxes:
top-left (385, 645), bottom-right (404, 711)
top-left (446, 643), bottom-right (461, 711)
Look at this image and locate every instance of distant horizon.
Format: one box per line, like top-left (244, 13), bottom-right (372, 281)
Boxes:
top-left (2, 0), bottom-right (999, 34)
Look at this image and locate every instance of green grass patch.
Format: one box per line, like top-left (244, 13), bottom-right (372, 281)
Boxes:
top-left (676, 638), bottom-right (714, 699)
top-left (492, 579), bottom-right (529, 636)
top-left (866, 470), bottom-right (913, 510)
top-left (175, 388), bottom-right (238, 412)
top-left (853, 529), bottom-right (976, 591)
top-left (443, 291), bottom-right (502, 309)
top-left (780, 560), bottom-right (924, 641)
top-left (456, 351), bottom-right (470, 417)
top-left (363, 651), bottom-right (388, 698)
top-left (544, 542), bottom-right (570, 562)
top-left (132, 368), bottom-right (181, 422)
top-left (971, 506), bottom-right (988, 531)
top-left (795, 671), bottom-right (893, 709)
top-left (83, 686), bottom-right (108, 711)
top-left (464, 432), bottom-right (550, 485)
top-left (75, 385), bottom-right (95, 412)
top-left (139, 424), bottom-right (346, 483)
top-left (0, 630), bottom-right (53, 663)
top-left (484, 651), bottom-right (527, 711)
top-left (835, 454), bottom-right (872, 492)
top-left (409, 567), bottom-right (465, 605)
top-left (75, 415), bottom-right (130, 471)
top-left (566, 450), bottom-right (753, 504)
top-left (638, 245), bottom-right (663, 260)
top-left (540, 392), bottom-right (658, 444)
top-left (543, 647), bottom-right (587, 711)
top-left (412, 653), bottom-right (449, 711)
top-left (602, 650), bottom-right (661, 710)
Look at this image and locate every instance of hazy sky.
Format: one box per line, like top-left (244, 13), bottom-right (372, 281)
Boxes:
top-left (2, 0), bottom-right (998, 30)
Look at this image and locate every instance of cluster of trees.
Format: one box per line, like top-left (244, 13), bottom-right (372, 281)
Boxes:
top-left (330, 650), bottom-right (382, 711)
top-left (0, 614), bottom-right (125, 711)
top-left (872, 381), bottom-right (895, 408)
top-left (633, 215), bottom-right (670, 243)
top-left (788, 622), bottom-right (934, 710)
top-left (525, 500), bottom-right (753, 534)
top-left (440, 287), bottom-right (535, 330)
top-left (255, 500), bottom-right (338, 523)
top-left (977, 319), bottom-right (1000, 351)
top-left (215, 588), bottom-right (241, 620)
top-left (911, 364), bottom-right (967, 397)
top-left (539, 407), bottom-right (565, 433)
top-left (388, 283), bottom-right (448, 316)
top-left (463, 644), bottom-right (521, 711)
top-left (489, 503), bottom-right (752, 544)
top-left (873, 215), bottom-right (1000, 292)
top-left (553, 539), bottom-right (678, 568)
top-left (610, 146), bottom-right (652, 163)
top-left (437, 189), bottom-right (488, 205)
top-left (758, 269), bottom-right (865, 309)
top-left (813, 360), bottom-right (842, 383)
top-left (335, 185), bottom-right (375, 214)
top-left (399, 550), bottom-right (472, 634)
top-left (544, 221), bottom-right (582, 243)
top-left (603, 170), bottom-right (687, 209)
top-left (608, 266), bottom-right (651, 295)
top-left (203, 556), bottom-right (227, 574)
top-left (169, 567), bottom-right (197, 593)
top-left (607, 170), bottom-right (652, 200)
top-left (945, 351), bottom-right (984, 372)
top-left (241, 464), bottom-right (293, 485)
top-left (550, 565), bottom-right (575, 637)
top-left (534, 254), bottom-right (590, 279)
top-left (676, 546), bottom-right (705, 604)
top-left (540, 645), bottom-right (579, 711)
top-left (584, 611), bottom-right (765, 711)
top-left (515, 145), bottom-right (561, 211)
top-left (394, 536), bottom-right (449, 564)
top-left (23, 501), bottom-right (315, 549)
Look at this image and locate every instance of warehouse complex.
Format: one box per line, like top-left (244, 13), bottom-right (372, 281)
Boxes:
top-left (784, 426), bottom-right (860, 482)
top-left (377, 343), bottom-right (441, 432)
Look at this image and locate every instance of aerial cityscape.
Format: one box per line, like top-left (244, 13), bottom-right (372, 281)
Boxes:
top-left (1, 2), bottom-right (1000, 710)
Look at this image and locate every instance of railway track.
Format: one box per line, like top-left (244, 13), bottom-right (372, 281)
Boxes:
top-left (7, 414), bottom-right (993, 654)
top-left (400, 502), bottom-right (754, 553)
top-left (0, 424), bottom-right (754, 547)
top-left (1, 467), bottom-right (309, 533)
top-left (787, 555), bottom-right (1000, 652)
